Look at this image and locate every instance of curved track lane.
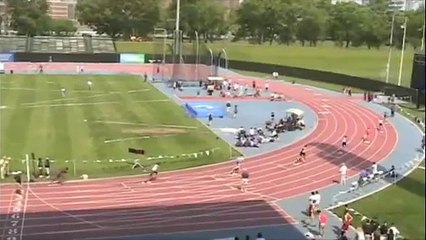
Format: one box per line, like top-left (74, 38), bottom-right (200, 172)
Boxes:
top-left (0, 79), bottom-right (398, 240)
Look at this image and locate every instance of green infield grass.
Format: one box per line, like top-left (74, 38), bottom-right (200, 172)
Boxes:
top-left (333, 169), bottom-right (425, 240)
top-left (115, 41), bottom-right (415, 87)
top-left (0, 74), bottom-right (238, 181)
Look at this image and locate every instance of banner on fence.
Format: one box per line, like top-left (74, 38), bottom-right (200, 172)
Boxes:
top-left (0, 53), bottom-right (14, 62)
top-left (120, 54), bottom-right (146, 64)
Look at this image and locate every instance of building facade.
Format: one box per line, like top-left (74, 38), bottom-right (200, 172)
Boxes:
top-left (47, 0), bottom-right (77, 20)
top-left (0, 0), bottom-right (5, 18)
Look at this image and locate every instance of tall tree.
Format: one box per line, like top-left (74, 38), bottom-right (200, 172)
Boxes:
top-left (6, 0), bottom-right (51, 35)
top-left (77, 0), bottom-right (160, 38)
top-left (167, 0), bottom-right (227, 42)
top-left (328, 2), bottom-right (365, 47)
top-left (235, 0), bottom-right (289, 44)
top-left (295, 7), bottom-right (326, 46)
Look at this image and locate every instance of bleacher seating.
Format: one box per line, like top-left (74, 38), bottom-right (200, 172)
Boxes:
top-left (0, 36), bottom-right (28, 53)
top-left (91, 37), bottom-right (116, 53)
top-left (30, 36), bottom-right (88, 53)
top-left (0, 35), bottom-right (116, 54)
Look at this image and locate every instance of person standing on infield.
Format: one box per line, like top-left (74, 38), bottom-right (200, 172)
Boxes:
top-left (208, 113), bottom-right (213, 126)
top-left (233, 105), bottom-right (238, 118)
top-left (339, 163), bottom-right (348, 185)
top-left (87, 80), bottom-right (93, 90)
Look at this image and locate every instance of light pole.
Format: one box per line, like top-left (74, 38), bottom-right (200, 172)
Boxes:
top-left (221, 49), bottom-right (229, 69)
top-left (397, 17), bottom-right (408, 86)
top-left (421, 22), bottom-right (425, 51)
top-left (175, 0), bottom-right (182, 64)
top-left (195, 31), bottom-right (199, 81)
top-left (385, 13), bottom-right (396, 84)
top-left (208, 47), bottom-right (214, 76)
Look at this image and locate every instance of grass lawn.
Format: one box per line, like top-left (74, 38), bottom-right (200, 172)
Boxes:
top-left (0, 74), bottom-right (237, 181)
top-left (115, 41), bottom-right (415, 87)
top-left (333, 169), bottom-right (425, 240)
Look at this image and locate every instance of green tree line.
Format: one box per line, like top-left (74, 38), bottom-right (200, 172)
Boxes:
top-left (2, 0), bottom-right (425, 49)
top-left (2, 0), bottom-right (77, 36)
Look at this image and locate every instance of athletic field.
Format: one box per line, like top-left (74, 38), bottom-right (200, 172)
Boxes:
top-left (0, 74), bottom-right (235, 179)
top-left (116, 41), bottom-right (415, 86)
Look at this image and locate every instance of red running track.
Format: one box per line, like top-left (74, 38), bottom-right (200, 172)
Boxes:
top-left (0, 77), bottom-right (398, 240)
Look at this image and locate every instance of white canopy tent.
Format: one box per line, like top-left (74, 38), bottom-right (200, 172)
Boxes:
top-left (207, 76), bottom-right (225, 82)
top-left (286, 108), bottom-right (304, 118)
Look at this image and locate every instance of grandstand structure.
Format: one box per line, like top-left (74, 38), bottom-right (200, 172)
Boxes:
top-left (0, 35), bottom-right (116, 53)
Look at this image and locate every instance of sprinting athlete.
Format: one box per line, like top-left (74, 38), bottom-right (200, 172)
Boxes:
top-left (362, 128), bottom-right (370, 143)
top-left (230, 156), bottom-right (244, 175)
top-left (144, 163), bottom-right (160, 183)
top-left (240, 169), bottom-right (249, 192)
top-left (299, 145), bottom-right (307, 160)
top-left (51, 167), bottom-right (69, 185)
top-left (377, 119), bottom-right (384, 132)
top-left (341, 136), bottom-right (348, 148)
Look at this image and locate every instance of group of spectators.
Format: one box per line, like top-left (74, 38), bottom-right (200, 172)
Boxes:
top-left (355, 217), bottom-right (401, 240)
top-left (355, 163), bottom-right (397, 189)
top-left (265, 113), bottom-right (305, 133)
top-left (235, 126), bottom-right (278, 148)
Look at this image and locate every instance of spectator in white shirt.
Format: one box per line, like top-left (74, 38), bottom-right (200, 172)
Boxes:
top-left (339, 163), bottom-right (348, 185)
top-left (389, 223), bottom-right (400, 238)
top-left (308, 192), bottom-right (316, 203)
top-left (371, 162), bottom-right (378, 174)
top-left (314, 191), bottom-right (321, 205)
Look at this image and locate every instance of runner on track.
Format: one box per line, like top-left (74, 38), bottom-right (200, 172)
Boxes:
top-left (230, 156), bottom-right (244, 175)
top-left (362, 128), bottom-right (370, 143)
top-left (240, 169), bottom-right (249, 192)
top-left (143, 163), bottom-right (160, 183)
top-left (341, 136), bottom-right (348, 148)
top-left (294, 145), bottom-right (307, 165)
top-left (51, 167), bottom-right (69, 185)
top-left (377, 119), bottom-right (384, 132)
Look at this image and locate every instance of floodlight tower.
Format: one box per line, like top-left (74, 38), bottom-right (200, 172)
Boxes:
top-left (175, 0), bottom-right (182, 63)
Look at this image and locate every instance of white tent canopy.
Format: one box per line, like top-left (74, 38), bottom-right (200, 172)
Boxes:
top-left (207, 76), bottom-right (225, 81)
top-left (286, 108), bottom-right (304, 117)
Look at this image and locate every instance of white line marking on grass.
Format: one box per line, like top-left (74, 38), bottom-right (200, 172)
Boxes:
top-left (28, 188), bottom-right (105, 229)
top-left (0, 106), bottom-right (7, 109)
top-left (93, 120), bottom-right (198, 129)
top-left (104, 134), bottom-right (178, 143)
top-left (21, 93), bottom-right (116, 106)
top-left (127, 89), bottom-right (150, 93)
top-left (22, 99), bottom-right (169, 108)
top-left (104, 136), bottom-right (150, 143)
top-left (418, 166), bottom-right (425, 170)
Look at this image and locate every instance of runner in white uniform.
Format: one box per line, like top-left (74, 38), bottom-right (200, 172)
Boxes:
top-left (143, 163), bottom-right (159, 183)
top-left (341, 136), bottom-right (348, 148)
top-left (230, 156), bottom-right (244, 175)
top-left (87, 80), bottom-right (92, 90)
